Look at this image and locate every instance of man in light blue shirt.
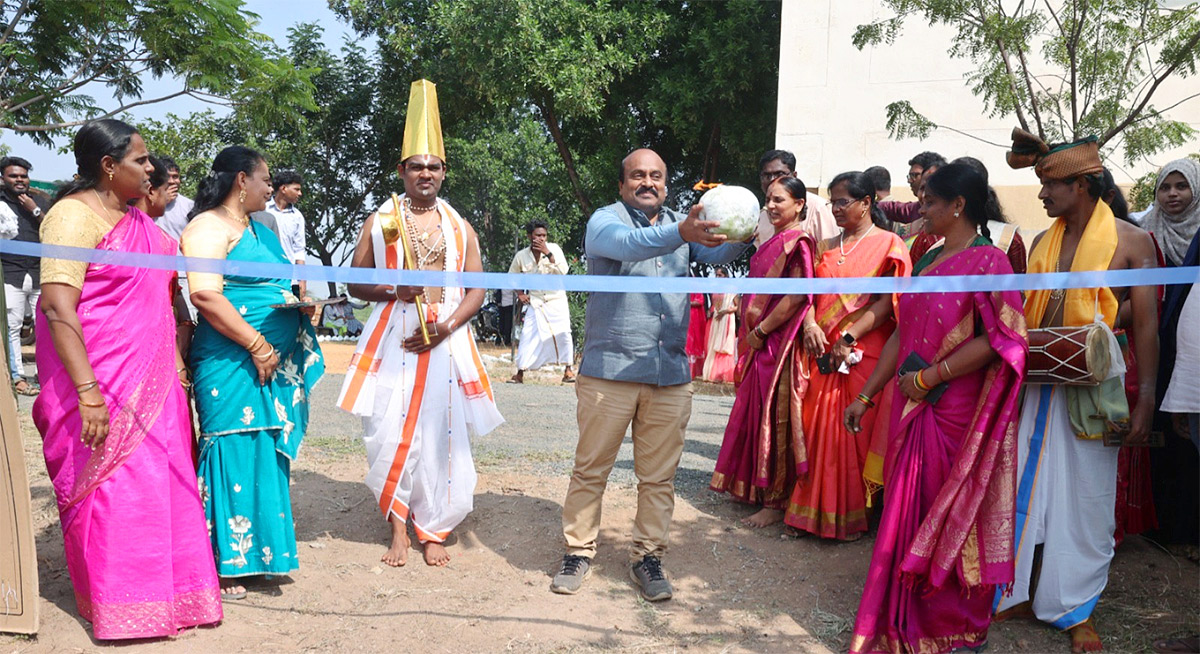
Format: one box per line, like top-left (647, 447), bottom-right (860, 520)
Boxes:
top-left (551, 148), bottom-right (749, 601)
top-left (257, 170), bottom-right (307, 297)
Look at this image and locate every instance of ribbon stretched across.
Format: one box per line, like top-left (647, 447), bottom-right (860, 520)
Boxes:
top-left (3, 240), bottom-right (1197, 295)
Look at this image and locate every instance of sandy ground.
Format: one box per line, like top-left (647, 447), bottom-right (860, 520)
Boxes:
top-left (2, 342), bottom-right (1197, 653)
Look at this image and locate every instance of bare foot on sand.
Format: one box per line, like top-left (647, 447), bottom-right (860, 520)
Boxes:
top-left (1070, 619), bottom-right (1103, 653)
top-left (741, 507), bottom-right (784, 528)
top-left (423, 541), bottom-right (450, 566)
top-left (381, 517), bottom-right (409, 567)
top-left (994, 600), bottom-right (1035, 622)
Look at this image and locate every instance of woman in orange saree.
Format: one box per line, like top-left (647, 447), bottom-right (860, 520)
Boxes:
top-left (783, 171), bottom-right (911, 541)
top-left (711, 177), bottom-right (815, 527)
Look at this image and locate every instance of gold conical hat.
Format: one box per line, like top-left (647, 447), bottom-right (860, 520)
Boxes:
top-left (401, 79), bottom-right (445, 162)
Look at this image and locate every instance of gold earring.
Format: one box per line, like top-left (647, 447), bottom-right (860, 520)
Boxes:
top-left (108, 172), bottom-right (113, 181)
top-left (238, 189), bottom-right (246, 204)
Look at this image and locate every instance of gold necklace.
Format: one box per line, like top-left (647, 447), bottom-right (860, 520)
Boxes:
top-left (838, 224), bottom-right (876, 265)
top-left (220, 204), bottom-right (250, 226)
top-left (1050, 255), bottom-right (1065, 300)
top-left (92, 189), bottom-right (121, 224)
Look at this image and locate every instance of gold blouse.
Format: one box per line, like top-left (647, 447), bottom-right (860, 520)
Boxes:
top-left (39, 198), bottom-right (115, 289)
top-left (179, 212), bottom-right (247, 294)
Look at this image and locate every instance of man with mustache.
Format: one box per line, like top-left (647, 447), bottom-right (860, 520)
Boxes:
top-left (0, 156), bottom-right (48, 396)
top-left (551, 148), bottom-right (749, 602)
top-left (995, 130), bottom-right (1159, 654)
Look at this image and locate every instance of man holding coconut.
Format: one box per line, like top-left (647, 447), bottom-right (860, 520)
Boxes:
top-left (550, 148), bottom-right (750, 601)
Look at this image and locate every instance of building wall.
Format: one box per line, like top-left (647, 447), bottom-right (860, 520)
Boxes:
top-left (776, 0), bottom-right (1200, 235)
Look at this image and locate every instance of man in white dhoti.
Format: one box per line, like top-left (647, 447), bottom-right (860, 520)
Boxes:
top-left (994, 130), bottom-right (1158, 653)
top-left (339, 80), bottom-right (503, 568)
top-left (508, 220), bottom-right (575, 384)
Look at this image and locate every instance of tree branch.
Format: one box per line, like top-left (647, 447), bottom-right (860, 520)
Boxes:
top-left (1068, 0), bottom-right (1086, 136)
top-left (0, 0), bottom-right (31, 48)
top-left (5, 89), bottom-right (192, 132)
top-left (1100, 27), bottom-right (1200, 145)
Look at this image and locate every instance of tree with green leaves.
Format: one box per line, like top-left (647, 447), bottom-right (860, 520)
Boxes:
top-left (854, 0), bottom-right (1200, 164)
top-left (137, 23), bottom-right (389, 296)
top-left (431, 0), bottom-right (668, 220)
top-left (265, 23), bottom-right (392, 296)
top-left (136, 110), bottom-right (225, 197)
top-left (0, 0), bottom-right (315, 142)
top-left (333, 0), bottom-right (780, 271)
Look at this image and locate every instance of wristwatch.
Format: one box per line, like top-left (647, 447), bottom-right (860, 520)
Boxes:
top-left (841, 330), bottom-right (857, 346)
top-left (31, 206), bottom-right (42, 218)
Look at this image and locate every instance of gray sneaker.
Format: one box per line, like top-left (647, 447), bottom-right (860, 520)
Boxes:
top-left (630, 555), bottom-right (673, 601)
top-left (550, 555), bottom-right (591, 594)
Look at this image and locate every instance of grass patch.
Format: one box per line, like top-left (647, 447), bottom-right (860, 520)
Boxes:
top-left (303, 435), bottom-right (364, 460)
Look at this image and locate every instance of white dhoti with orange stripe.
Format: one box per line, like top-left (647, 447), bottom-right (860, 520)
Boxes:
top-left (338, 196), bottom-right (504, 543)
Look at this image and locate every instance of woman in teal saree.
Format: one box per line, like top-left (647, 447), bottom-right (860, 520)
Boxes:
top-left (181, 146), bottom-right (324, 598)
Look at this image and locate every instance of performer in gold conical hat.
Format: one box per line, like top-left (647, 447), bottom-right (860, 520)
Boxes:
top-left (338, 79), bottom-right (503, 569)
top-left (401, 79), bottom-right (445, 163)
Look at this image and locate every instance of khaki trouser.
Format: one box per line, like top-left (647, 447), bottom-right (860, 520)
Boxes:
top-left (562, 374), bottom-right (693, 561)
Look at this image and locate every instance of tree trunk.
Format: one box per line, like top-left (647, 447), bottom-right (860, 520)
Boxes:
top-left (702, 120), bottom-right (721, 183)
top-left (309, 236), bottom-right (338, 298)
top-left (536, 97), bottom-right (592, 220)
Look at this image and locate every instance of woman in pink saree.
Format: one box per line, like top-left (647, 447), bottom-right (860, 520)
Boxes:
top-left (33, 120), bottom-right (222, 640)
top-left (845, 163), bottom-right (1026, 654)
top-left (711, 177), bottom-right (814, 527)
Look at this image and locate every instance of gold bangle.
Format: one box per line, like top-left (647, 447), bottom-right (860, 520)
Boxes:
top-left (252, 347), bottom-right (276, 361)
top-left (79, 398), bottom-right (106, 408)
top-left (75, 380), bottom-right (99, 393)
top-left (246, 333), bottom-right (265, 352)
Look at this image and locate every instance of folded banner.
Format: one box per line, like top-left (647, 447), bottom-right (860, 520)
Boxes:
top-left (2, 239), bottom-right (1197, 295)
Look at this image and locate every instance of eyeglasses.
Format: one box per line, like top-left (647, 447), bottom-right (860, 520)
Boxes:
top-left (405, 162), bottom-right (445, 173)
top-left (906, 171), bottom-right (923, 181)
top-left (759, 170), bottom-right (789, 182)
top-left (830, 197), bottom-right (863, 210)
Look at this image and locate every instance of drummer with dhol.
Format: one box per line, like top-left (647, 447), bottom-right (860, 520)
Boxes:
top-left (994, 129), bottom-right (1159, 654)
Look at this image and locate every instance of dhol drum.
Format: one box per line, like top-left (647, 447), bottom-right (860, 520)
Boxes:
top-left (1025, 323), bottom-right (1112, 386)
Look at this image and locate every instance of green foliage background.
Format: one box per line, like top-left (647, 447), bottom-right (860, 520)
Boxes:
top-left (133, 0), bottom-right (782, 332)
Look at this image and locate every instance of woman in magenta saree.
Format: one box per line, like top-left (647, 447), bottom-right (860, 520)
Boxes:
top-left (32, 120), bottom-right (221, 640)
top-left (845, 164), bottom-right (1025, 654)
top-left (711, 177), bottom-right (815, 528)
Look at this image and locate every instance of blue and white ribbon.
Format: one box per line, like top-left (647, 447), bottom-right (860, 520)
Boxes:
top-left (3, 239), bottom-right (1196, 295)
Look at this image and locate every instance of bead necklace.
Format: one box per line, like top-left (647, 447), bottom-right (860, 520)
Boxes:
top-left (404, 196), bottom-right (438, 213)
top-left (401, 202), bottom-right (446, 270)
top-left (837, 224), bottom-right (876, 265)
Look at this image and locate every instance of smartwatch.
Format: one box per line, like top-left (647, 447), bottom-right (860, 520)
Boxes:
top-left (841, 331), bottom-right (857, 346)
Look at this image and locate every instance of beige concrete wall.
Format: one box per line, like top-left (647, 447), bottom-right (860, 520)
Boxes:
top-left (777, 0), bottom-right (1200, 198)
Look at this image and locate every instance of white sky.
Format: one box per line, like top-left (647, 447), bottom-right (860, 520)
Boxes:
top-left (3, 0), bottom-right (369, 181)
